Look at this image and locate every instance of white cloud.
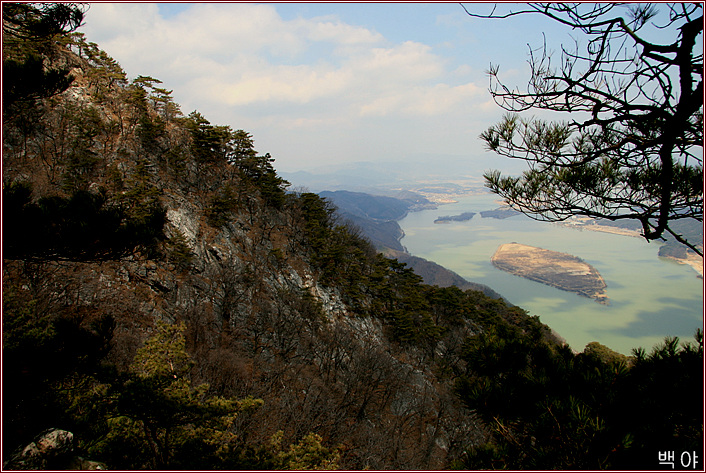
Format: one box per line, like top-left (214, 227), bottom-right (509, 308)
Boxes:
top-left (79, 3), bottom-right (499, 169)
top-left (298, 15), bottom-right (384, 45)
top-left (200, 64), bottom-right (352, 106)
top-left (83, 3), bottom-right (160, 39)
top-left (360, 82), bottom-right (485, 117)
top-left (81, 4), bottom-right (459, 104)
top-left (356, 41), bottom-right (442, 81)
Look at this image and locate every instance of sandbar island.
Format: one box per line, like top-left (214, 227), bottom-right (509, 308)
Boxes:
top-left (491, 243), bottom-right (608, 304)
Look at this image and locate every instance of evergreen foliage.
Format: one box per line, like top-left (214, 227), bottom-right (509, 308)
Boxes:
top-left (3, 271), bottom-right (115, 454)
top-left (3, 182), bottom-right (165, 261)
top-left (3, 54), bottom-right (74, 117)
top-left (207, 184), bottom-right (239, 227)
top-left (165, 230), bottom-right (194, 272)
top-left (3, 3), bottom-right (84, 117)
top-left (455, 327), bottom-right (703, 470)
top-left (186, 113), bottom-right (289, 207)
top-left (103, 321), bottom-right (264, 469)
top-left (185, 111), bottom-right (232, 164)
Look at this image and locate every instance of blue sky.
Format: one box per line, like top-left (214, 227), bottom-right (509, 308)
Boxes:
top-left (77, 3), bottom-right (686, 176)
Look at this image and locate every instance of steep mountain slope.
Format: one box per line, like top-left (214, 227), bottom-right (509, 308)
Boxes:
top-left (2, 8), bottom-right (555, 469)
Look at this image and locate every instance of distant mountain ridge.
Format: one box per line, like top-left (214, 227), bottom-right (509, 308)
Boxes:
top-left (319, 190), bottom-right (507, 300)
top-left (319, 190), bottom-right (421, 221)
top-left (279, 154), bottom-right (527, 194)
top-left (318, 190), bottom-right (435, 252)
top-left (388, 250), bottom-right (508, 301)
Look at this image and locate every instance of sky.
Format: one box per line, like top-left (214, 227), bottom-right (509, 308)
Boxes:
top-left (76, 3), bottom-right (682, 176)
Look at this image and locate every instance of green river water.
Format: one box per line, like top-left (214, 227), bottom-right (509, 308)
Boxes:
top-left (399, 192), bottom-right (704, 355)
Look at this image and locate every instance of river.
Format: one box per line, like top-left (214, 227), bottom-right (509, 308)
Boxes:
top-left (399, 192), bottom-right (704, 355)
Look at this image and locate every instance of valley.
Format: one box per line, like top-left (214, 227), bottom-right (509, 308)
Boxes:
top-left (313, 188), bottom-right (702, 350)
top-left (396, 193), bottom-right (703, 355)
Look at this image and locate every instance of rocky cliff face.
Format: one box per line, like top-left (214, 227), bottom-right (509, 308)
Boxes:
top-left (3, 14), bottom-right (553, 469)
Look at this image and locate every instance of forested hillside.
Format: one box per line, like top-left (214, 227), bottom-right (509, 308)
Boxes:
top-left (3, 4), bottom-right (702, 470)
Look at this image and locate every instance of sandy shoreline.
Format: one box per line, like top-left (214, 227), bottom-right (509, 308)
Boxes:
top-left (557, 222), bottom-right (642, 238)
top-left (559, 222), bottom-right (703, 278)
top-left (661, 253), bottom-right (704, 278)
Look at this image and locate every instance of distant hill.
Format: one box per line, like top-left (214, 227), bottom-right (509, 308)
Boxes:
top-left (386, 250), bottom-right (508, 301)
top-left (319, 190), bottom-right (437, 253)
top-left (320, 191), bottom-right (509, 300)
top-left (341, 213), bottom-right (406, 252)
top-left (319, 190), bottom-right (415, 221)
top-left (596, 217), bottom-right (703, 260)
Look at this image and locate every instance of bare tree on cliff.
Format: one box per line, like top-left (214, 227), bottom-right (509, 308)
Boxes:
top-left (464, 3), bottom-right (703, 255)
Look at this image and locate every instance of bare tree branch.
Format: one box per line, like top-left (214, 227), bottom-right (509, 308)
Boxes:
top-left (466, 3), bottom-right (703, 255)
